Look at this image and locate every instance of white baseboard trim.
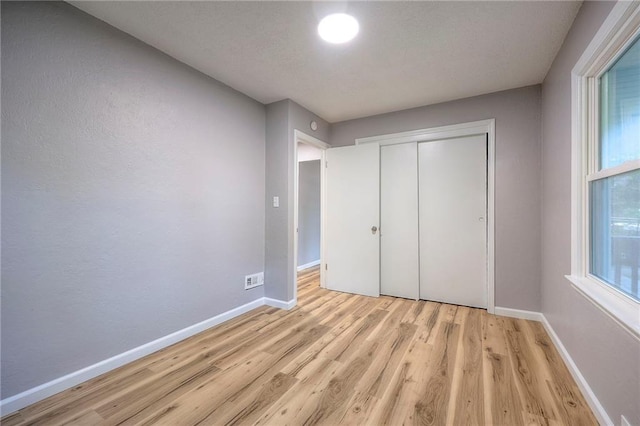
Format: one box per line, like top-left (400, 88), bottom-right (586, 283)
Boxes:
top-left (0, 297), bottom-right (276, 416)
top-left (264, 297), bottom-right (297, 310)
top-left (297, 260), bottom-right (320, 271)
top-left (539, 316), bottom-right (613, 426)
top-left (494, 305), bottom-right (612, 425)
top-left (494, 306), bottom-right (545, 322)
top-left (2, 299), bottom-right (611, 425)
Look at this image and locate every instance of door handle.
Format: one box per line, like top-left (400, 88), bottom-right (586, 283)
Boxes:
top-left (371, 226), bottom-right (378, 234)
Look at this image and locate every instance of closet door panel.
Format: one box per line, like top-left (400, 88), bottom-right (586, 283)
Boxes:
top-left (418, 135), bottom-right (487, 308)
top-left (380, 142), bottom-right (419, 299)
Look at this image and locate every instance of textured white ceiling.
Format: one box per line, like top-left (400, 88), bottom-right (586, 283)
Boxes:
top-left (70, 1), bottom-right (582, 122)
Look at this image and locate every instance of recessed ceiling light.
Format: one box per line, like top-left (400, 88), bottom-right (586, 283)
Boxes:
top-left (318, 13), bottom-right (359, 44)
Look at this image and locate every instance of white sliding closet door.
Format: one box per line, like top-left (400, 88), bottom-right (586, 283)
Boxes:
top-left (380, 142), bottom-right (419, 299)
top-left (419, 135), bottom-right (487, 308)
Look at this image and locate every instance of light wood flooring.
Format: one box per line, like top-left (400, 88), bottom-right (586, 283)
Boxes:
top-left (2, 267), bottom-right (597, 425)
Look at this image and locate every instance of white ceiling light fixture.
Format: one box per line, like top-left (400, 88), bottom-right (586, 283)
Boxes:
top-left (318, 13), bottom-right (359, 44)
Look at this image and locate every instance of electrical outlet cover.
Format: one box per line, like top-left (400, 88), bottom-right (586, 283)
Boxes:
top-left (245, 272), bottom-right (264, 290)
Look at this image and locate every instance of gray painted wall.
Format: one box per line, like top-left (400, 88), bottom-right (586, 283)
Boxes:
top-left (298, 160), bottom-right (321, 267)
top-left (264, 100), bottom-right (290, 302)
top-left (541, 1), bottom-right (640, 424)
top-left (331, 86), bottom-right (542, 311)
top-left (264, 100), bottom-right (329, 302)
top-left (1, 2), bottom-right (266, 398)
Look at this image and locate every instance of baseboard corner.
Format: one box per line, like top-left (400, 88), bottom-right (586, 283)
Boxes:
top-left (494, 306), bottom-right (544, 322)
top-left (494, 306), bottom-right (612, 425)
top-left (540, 314), bottom-right (613, 426)
top-left (264, 297), bottom-right (297, 310)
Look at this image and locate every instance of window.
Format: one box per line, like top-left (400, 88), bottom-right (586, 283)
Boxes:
top-left (570, 2), bottom-right (640, 338)
top-left (591, 35), bottom-right (640, 301)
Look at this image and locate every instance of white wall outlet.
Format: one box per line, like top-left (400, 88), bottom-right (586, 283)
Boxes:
top-left (273, 196), bottom-right (279, 208)
top-left (244, 272), bottom-right (264, 290)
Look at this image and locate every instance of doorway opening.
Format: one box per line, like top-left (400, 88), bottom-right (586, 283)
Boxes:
top-left (293, 130), bottom-right (329, 300)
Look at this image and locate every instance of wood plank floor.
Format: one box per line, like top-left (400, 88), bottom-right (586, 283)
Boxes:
top-left (2, 267), bottom-right (597, 425)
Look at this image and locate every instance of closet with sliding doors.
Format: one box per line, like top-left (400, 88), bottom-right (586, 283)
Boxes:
top-left (379, 134), bottom-right (488, 308)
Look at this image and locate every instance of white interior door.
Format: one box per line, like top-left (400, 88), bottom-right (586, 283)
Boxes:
top-left (325, 144), bottom-right (380, 297)
top-left (419, 134), bottom-right (487, 308)
top-left (380, 142), bottom-right (419, 299)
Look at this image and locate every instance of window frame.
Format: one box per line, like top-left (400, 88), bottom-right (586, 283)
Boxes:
top-left (568, 1), bottom-right (640, 339)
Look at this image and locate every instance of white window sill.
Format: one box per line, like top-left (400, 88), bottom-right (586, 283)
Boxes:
top-left (565, 274), bottom-right (640, 341)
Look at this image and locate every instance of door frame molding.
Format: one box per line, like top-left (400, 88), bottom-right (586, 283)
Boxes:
top-left (356, 119), bottom-right (496, 314)
top-left (293, 130), bottom-right (330, 302)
